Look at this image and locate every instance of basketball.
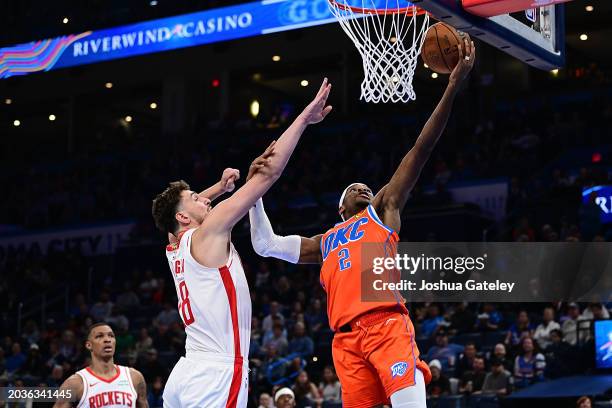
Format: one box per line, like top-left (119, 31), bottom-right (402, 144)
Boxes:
top-left (421, 22), bottom-right (470, 74)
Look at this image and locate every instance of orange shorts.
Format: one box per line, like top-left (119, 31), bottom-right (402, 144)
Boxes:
top-left (332, 308), bottom-right (431, 408)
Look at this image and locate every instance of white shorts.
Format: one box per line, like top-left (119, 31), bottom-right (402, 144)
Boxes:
top-left (163, 352), bottom-right (248, 408)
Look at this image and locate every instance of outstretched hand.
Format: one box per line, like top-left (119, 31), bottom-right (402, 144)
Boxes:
top-left (299, 78), bottom-right (333, 125)
top-left (246, 140), bottom-right (277, 182)
top-left (220, 168), bottom-right (240, 193)
top-left (449, 38), bottom-right (476, 85)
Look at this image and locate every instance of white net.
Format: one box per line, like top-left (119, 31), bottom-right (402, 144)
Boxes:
top-left (328, 0), bottom-right (430, 104)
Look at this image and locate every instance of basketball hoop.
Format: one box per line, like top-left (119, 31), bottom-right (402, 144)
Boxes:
top-left (328, 0), bottom-right (430, 103)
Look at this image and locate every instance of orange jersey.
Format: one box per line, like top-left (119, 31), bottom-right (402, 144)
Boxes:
top-left (320, 204), bottom-right (403, 331)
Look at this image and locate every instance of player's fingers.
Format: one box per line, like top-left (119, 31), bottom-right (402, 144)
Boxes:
top-left (263, 140), bottom-right (276, 155)
top-left (322, 105), bottom-right (333, 118)
top-left (470, 41), bottom-right (476, 62)
top-left (465, 38), bottom-right (471, 59)
top-left (457, 42), bottom-right (464, 61)
top-left (319, 84), bottom-right (332, 105)
top-left (316, 77), bottom-right (328, 98)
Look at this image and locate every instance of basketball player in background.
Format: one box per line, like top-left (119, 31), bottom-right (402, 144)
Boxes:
top-left (249, 42), bottom-right (475, 407)
top-left (53, 323), bottom-right (148, 408)
top-left (151, 79), bottom-right (333, 408)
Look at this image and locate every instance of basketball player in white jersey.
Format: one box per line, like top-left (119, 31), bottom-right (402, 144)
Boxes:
top-left (151, 78), bottom-right (333, 408)
top-left (53, 323), bottom-right (148, 408)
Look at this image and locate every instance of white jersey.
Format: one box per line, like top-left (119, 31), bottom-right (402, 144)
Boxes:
top-left (165, 228), bottom-right (251, 358)
top-left (75, 365), bottom-right (137, 408)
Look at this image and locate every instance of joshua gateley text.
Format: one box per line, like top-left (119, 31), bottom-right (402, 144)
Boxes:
top-left (373, 279), bottom-right (516, 293)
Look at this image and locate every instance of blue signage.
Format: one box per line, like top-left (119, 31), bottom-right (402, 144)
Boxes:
top-left (1, 0), bottom-right (390, 79)
top-left (582, 185), bottom-right (612, 224)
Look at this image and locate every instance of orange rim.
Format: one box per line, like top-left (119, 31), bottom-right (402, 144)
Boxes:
top-left (328, 0), bottom-right (427, 16)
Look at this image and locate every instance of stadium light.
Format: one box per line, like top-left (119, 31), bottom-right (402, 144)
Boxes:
top-left (579, 34), bottom-right (588, 41)
top-left (49, 114), bottom-right (56, 121)
top-left (125, 115), bottom-right (133, 123)
top-left (585, 5), bottom-right (594, 12)
top-left (300, 80), bottom-right (309, 87)
top-left (150, 102), bottom-right (158, 110)
top-left (4, 98), bottom-right (12, 105)
top-left (150, 0), bottom-right (158, 5)
top-left (272, 55), bottom-right (281, 62)
top-left (550, 69), bottom-right (559, 76)
top-left (250, 100), bottom-right (260, 118)
top-left (431, 72), bottom-right (438, 79)
top-left (312, 356), bottom-right (318, 362)
top-left (13, 120), bottom-right (20, 127)
top-left (105, 82), bottom-right (113, 89)
top-left (62, 17), bottom-right (69, 24)
top-left (424, 63), bottom-right (429, 69)
top-left (211, 79), bottom-right (220, 88)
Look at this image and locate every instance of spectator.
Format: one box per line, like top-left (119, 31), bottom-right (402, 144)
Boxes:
top-left (46, 364), bottom-right (65, 387)
top-left (263, 302), bottom-right (285, 333)
top-left (21, 320), bottom-right (41, 346)
top-left (89, 291), bottom-right (113, 321)
top-left (318, 366), bottom-right (341, 404)
top-left (5, 342), bottom-right (26, 374)
top-left (263, 323), bottom-right (289, 356)
top-left (424, 329), bottom-right (463, 374)
top-left (514, 337), bottom-right (545, 388)
top-left (258, 392), bottom-right (274, 408)
top-left (115, 324), bottom-right (135, 355)
top-left (136, 348), bottom-right (168, 383)
top-left (135, 328), bottom-right (153, 357)
top-left (18, 343), bottom-right (45, 382)
top-left (292, 370), bottom-right (321, 407)
top-left (482, 358), bottom-right (512, 396)
top-left (491, 343), bottom-right (512, 372)
top-left (147, 376), bottom-right (164, 408)
top-left (288, 322), bottom-right (314, 359)
top-left (581, 302), bottom-right (609, 320)
top-left (115, 282), bottom-right (141, 313)
top-left (561, 303), bottom-right (582, 345)
top-left (426, 359), bottom-right (450, 398)
top-left (534, 307), bottom-right (560, 350)
top-left (154, 302), bottom-right (181, 328)
top-left (475, 303), bottom-right (503, 331)
top-left (139, 269), bottom-right (159, 301)
top-left (544, 329), bottom-right (573, 378)
top-left (458, 356), bottom-right (487, 395)
top-left (275, 387), bottom-right (297, 408)
top-left (455, 342), bottom-right (477, 378)
top-left (450, 302), bottom-right (475, 334)
top-left (261, 345), bottom-right (287, 385)
top-left (304, 299), bottom-right (327, 335)
top-left (505, 310), bottom-right (534, 350)
top-left (576, 396), bottom-right (592, 408)
top-left (420, 304), bottom-right (445, 338)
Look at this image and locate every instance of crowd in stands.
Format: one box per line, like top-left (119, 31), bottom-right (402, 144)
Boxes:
top-left (1, 81), bottom-right (612, 407)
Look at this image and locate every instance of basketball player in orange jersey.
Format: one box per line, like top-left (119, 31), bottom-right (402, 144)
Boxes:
top-left (53, 323), bottom-right (147, 408)
top-left (249, 42), bottom-right (475, 407)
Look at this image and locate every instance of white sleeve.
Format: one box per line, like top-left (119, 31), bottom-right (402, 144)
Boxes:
top-left (249, 198), bottom-right (301, 264)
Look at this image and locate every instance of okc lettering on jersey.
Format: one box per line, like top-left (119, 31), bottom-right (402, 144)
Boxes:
top-left (88, 391), bottom-right (133, 407)
top-left (322, 217), bottom-right (369, 260)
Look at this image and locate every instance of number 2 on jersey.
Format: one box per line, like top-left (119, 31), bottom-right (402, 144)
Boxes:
top-left (338, 248), bottom-right (351, 271)
top-left (178, 281), bottom-right (195, 326)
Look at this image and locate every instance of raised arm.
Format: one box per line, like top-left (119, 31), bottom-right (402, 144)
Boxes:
top-left (204, 78), bottom-right (332, 233)
top-left (53, 374), bottom-right (83, 408)
top-left (249, 198), bottom-right (323, 264)
top-left (198, 168), bottom-right (240, 201)
top-left (373, 40), bottom-right (475, 232)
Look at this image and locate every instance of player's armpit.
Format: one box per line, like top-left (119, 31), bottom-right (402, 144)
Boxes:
top-left (129, 368), bottom-right (149, 408)
top-left (52, 374), bottom-right (83, 408)
top-left (298, 235), bottom-right (323, 264)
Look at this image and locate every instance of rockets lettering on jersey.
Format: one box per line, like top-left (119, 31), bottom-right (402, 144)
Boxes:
top-left (88, 391), bottom-right (134, 408)
top-left (319, 204), bottom-right (404, 331)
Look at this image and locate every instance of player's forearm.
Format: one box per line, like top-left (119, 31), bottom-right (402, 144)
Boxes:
top-left (263, 115), bottom-right (308, 180)
top-left (199, 182), bottom-right (225, 201)
top-left (249, 198), bottom-right (301, 263)
top-left (414, 80), bottom-right (459, 155)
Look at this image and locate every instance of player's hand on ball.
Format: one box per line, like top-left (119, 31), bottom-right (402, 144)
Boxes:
top-left (449, 38), bottom-right (475, 85)
top-left (220, 168), bottom-right (240, 192)
top-left (247, 140), bottom-right (276, 182)
top-left (299, 78), bottom-right (333, 125)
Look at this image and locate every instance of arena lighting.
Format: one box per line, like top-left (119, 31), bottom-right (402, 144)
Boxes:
top-left (300, 80), bottom-right (309, 87)
top-left (4, 98), bottom-right (12, 105)
top-left (390, 36), bottom-right (397, 43)
top-left (585, 5), bottom-right (594, 12)
top-left (211, 79), bottom-right (220, 88)
top-left (150, 102), bottom-right (158, 110)
top-left (424, 63), bottom-right (429, 69)
top-left (551, 69), bottom-right (559, 76)
top-left (13, 120), bottom-right (20, 127)
top-left (125, 115), bottom-right (133, 123)
top-left (431, 72), bottom-right (438, 79)
top-left (272, 55), bottom-right (281, 62)
top-left (150, 0), bottom-right (158, 6)
top-left (253, 73), bottom-right (262, 81)
top-left (49, 114), bottom-right (56, 121)
top-left (62, 17), bottom-right (69, 24)
top-left (313, 356), bottom-right (318, 362)
top-left (580, 34), bottom-right (588, 41)
top-left (592, 152), bottom-right (602, 163)
top-left (105, 82), bottom-right (113, 89)
top-left (250, 100), bottom-right (260, 118)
